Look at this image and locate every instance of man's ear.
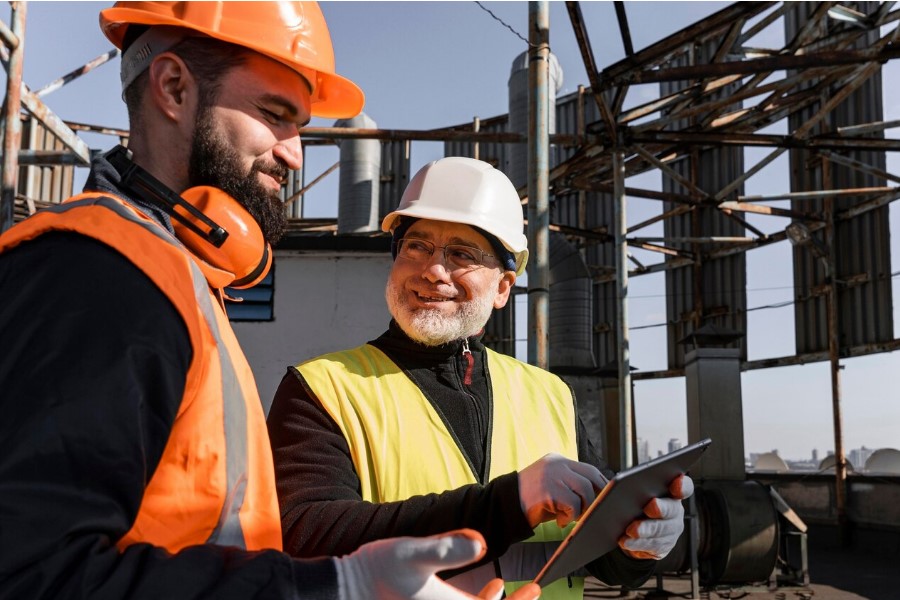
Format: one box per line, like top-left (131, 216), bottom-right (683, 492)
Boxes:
top-left (493, 271), bottom-right (517, 309)
top-left (147, 53), bottom-right (196, 123)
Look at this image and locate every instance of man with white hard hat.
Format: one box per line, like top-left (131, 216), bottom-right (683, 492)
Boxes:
top-left (268, 157), bottom-right (694, 598)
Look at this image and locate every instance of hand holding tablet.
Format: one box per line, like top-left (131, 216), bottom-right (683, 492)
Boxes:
top-left (533, 438), bottom-right (712, 586)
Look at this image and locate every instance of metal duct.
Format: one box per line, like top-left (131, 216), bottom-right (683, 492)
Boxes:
top-left (506, 50), bottom-right (562, 189)
top-left (334, 112), bottom-right (381, 233)
top-left (549, 231), bottom-right (595, 370)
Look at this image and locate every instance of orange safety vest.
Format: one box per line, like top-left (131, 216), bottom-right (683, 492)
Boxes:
top-left (0, 193), bottom-right (282, 553)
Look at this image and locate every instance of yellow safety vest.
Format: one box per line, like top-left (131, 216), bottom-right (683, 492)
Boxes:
top-left (298, 344), bottom-right (585, 599)
top-left (0, 193), bottom-right (282, 553)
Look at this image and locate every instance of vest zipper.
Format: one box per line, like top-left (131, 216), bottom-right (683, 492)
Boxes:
top-left (461, 338), bottom-right (474, 386)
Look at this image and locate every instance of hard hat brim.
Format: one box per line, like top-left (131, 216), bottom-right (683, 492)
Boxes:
top-left (100, 6), bottom-right (364, 119)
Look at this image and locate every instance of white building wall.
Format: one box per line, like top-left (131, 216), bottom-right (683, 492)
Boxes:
top-left (233, 250), bottom-right (393, 413)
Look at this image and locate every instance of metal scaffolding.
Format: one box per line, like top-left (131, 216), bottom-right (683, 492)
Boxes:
top-left (3, 0), bottom-right (899, 546)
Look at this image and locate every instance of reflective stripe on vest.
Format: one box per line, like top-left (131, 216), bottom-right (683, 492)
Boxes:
top-left (297, 344), bottom-right (584, 598)
top-left (0, 194), bottom-right (281, 552)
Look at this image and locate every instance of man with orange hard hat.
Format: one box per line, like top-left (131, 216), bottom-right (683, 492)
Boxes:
top-left (0, 3), bottom-right (538, 599)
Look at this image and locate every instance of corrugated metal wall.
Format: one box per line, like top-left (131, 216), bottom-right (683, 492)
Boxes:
top-left (786, 1), bottom-right (893, 353)
top-left (554, 88), bottom-right (619, 368)
top-left (661, 44), bottom-right (748, 369)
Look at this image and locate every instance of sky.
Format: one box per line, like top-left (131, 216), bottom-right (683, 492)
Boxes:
top-left (10, 1), bottom-right (900, 462)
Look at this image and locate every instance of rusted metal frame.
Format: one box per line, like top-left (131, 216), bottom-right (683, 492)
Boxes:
top-left (706, 227), bottom-right (791, 261)
top-left (626, 239), bottom-right (691, 258)
top-left (836, 189), bottom-right (900, 221)
top-left (600, 2), bottom-right (775, 85)
top-left (819, 150), bottom-right (900, 185)
top-left (718, 200), bottom-right (822, 222)
top-left (835, 118), bottom-right (900, 136)
top-left (586, 183), bottom-right (701, 205)
top-left (635, 337), bottom-right (900, 379)
top-left (612, 45), bottom-right (900, 86)
top-left (1, 1), bottom-right (25, 234)
top-left (595, 254), bottom-right (695, 284)
top-left (630, 130), bottom-right (900, 152)
top-left (17, 87), bottom-right (91, 165)
top-left (740, 186), bottom-right (898, 203)
top-left (633, 146), bottom-right (712, 200)
top-left (794, 25), bottom-right (900, 141)
top-left (627, 69), bottom-right (824, 136)
top-left (0, 12), bottom-right (18, 52)
top-left (618, 86), bottom-right (699, 125)
top-left (630, 236), bottom-right (757, 244)
top-left (736, 2), bottom-right (795, 47)
top-left (65, 120), bottom-right (130, 139)
top-left (628, 204), bottom-right (695, 234)
top-left (711, 17), bottom-right (746, 64)
top-left (783, 2), bottom-right (837, 52)
top-left (742, 338), bottom-right (900, 372)
top-left (524, 218), bottom-right (611, 242)
top-left (297, 126), bottom-right (586, 147)
top-left (34, 49), bottom-right (119, 98)
top-left (565, 2), bottom-right (617, 140)
top-left (284, 160), bottom-right (339, 207)
top-left (717, 147), bottom-right (789, 202)
top-left (613, 1), bottom-right (634, 57)
top-left (17, 149), bottom-right (85, 166)
top-left (708, 71), bottom-right (850, 134)
top-left (720, 209), bottom-right (768, 240)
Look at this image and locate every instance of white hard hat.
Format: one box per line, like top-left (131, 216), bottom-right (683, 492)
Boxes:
top-left (381, 157), bottom-right (529, 275)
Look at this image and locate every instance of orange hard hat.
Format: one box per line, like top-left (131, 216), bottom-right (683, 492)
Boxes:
top-left (99, 1), bottom-right (363, 119)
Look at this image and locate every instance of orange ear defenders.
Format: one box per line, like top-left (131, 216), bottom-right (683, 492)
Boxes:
top-left (105, 145), bottom-right (271, 290)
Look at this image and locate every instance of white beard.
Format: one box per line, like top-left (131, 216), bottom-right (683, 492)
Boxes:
top-left (385, 278), bottom-right (497, 346)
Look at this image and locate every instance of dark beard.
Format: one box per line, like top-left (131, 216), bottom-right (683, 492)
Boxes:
top-left (188, 105), bottom-right (288, 245)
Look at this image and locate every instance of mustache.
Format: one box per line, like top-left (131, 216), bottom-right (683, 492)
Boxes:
top-left (252, 158), bottom-right (289, 184)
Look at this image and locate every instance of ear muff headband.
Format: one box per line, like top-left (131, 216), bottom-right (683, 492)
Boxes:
top-left (105, 145), bottom-right (271, 289)
top-left (106, 145), bottom-right (228, 247)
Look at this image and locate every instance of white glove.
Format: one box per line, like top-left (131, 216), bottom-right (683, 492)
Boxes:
top-left (619, 474), bottom-right (694, 560)
top-left (334, 528), bottom-right (541, 600)
top-left (518, 453), bottom-right (608, 528)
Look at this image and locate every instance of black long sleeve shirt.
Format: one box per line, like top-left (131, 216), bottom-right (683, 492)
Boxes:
top-left (267, 320), bottom-right (655, 588)
top-left (0, 154), bottom-right (336, 600)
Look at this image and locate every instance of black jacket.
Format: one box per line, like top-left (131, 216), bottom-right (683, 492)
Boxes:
top-left (0, 151), bottom-right (336, 600)
top-left (267, 320), bottom-right (655, 588)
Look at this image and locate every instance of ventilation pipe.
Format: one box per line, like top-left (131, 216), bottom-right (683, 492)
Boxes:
top-left (334, 112), bottom-right (381, 233)
top-left (506, 50), bottom-right (562, 190)
top-left (549, 231), bottom-right (595, 370)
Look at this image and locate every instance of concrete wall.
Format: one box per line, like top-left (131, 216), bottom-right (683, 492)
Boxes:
top-left (233, 250), bottom-right (392, 413)
top-left (750, 472), bottom-right (900, 551)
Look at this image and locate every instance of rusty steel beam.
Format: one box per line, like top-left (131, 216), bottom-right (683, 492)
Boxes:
top-left (565, 2), bottom-right (617, 139)
top-left (820, 150), bottom-right (900, 185)
top-left (610, 45), bottom-right (900, 87)
top-left (35, 49), bottom-right (119, 97)
top-left (629, 130), bottom-right (900, 152)
top-left (1, 2), bottom-right (25, 234)
top-left (298, 126), bottom-right (587, 147)
top-left (719, 201), bottom-right (822, 221)
top-left (601, 2), bottom-right (775, 83)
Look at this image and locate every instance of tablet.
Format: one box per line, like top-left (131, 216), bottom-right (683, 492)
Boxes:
top-left (533, 437), bottom-right (712, 586)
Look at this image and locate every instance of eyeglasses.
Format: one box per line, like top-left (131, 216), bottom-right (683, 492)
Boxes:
top-left (396, 238), bottom-right (499, 270)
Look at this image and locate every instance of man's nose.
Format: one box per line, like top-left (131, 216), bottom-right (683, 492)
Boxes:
top-left (274, 135), bottom-right (303, 172)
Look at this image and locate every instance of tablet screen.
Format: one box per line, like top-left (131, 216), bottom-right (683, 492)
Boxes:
top-left (533, 438), bottom-right (712, 586)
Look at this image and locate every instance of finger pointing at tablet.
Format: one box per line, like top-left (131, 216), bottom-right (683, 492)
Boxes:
top-left (518, 453), bottom-right (608, 528)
